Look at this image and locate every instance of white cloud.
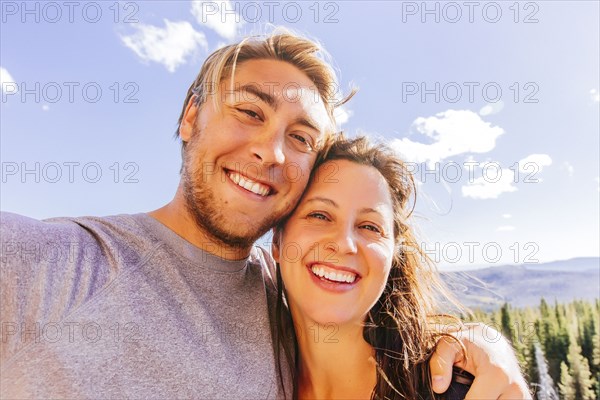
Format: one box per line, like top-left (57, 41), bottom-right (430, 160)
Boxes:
top-left (479, 100), bottom-right (504, 116)
top-left (120, 20), bottom-right (208, 73)
top-left (497, 225), bottom-right (516, 232)
top-left (391, 109), bottom-right (504, 167)
top-left (519, 154), bottom-right (552, 173)
top-left (561, 161), bottom-right (574, 176)
top-left (502, 213), bottom-right (512, 219)
top-left (0, 66), bottom-right (18, 94)
top-left (595, 177), bottom-right (599, 192)
top-left (214, 41), bottom-right (228, 51)
top-left (461, 168), bottom-right (517, 199)
top-left (591, 89), bottom-right (600, 103)
top-left (191, 1), bottom-right (243, 41)
top-left (42, 104), bottom-right (50, 111)
top-left (334, 106), bottom-right (352, 127)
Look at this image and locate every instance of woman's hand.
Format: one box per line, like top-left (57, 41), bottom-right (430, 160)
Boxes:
top-left (429, 322), bottom-right (533, 399)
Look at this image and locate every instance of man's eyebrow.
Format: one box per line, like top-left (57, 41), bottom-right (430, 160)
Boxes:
top-left (293, 116), bottom-right (321, 134)
top-left (234, 84), bottom-right (278, 110)
top-left (234, 85), bottom-right (326, 134)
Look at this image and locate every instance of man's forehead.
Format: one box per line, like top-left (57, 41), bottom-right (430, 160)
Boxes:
top-left (224, 82), bottom-right (322, 106)
top-left (283, 86), bottom-right (331, 132)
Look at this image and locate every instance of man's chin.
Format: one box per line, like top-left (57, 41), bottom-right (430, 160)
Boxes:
top-left (192, 211), bottom-right (274, 250)
top-left (182, 174), bottom-right (287, 251)
top-left (222, 218), bottom-right (272, 243)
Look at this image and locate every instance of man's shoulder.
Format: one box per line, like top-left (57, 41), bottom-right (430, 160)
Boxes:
top-left (1, 211), bottom-right (148, 241)
top-left (1, 211), bottom-right (85, 243)
top-left (0, 212), bottom-right (158, 325)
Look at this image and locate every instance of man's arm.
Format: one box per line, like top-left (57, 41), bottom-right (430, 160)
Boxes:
top-left (0, 212), bottom-right (114, 365)
top-left (429, 322), bottom-right (533, 399)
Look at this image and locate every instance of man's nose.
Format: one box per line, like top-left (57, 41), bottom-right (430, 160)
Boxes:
top-left (249, 127), bottom-right (285, 167)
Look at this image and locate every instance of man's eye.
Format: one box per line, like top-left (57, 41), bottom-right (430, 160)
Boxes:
top-left (290, 133), bottom-right (314, 151)
top-left (238, 108), bottom-right (261, 120)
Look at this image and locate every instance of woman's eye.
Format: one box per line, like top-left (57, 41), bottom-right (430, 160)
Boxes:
top-left (360, 224), bottom-right (382, 234)
top-left (307, 212), bottom-right (329, 221)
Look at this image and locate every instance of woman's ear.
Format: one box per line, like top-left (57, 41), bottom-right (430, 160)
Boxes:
top-left (271, 228), bottom-right (281, 263)
top-left (179, 97), bottom-right (199, 142)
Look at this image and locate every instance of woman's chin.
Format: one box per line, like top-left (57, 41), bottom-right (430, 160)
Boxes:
top-left (298, 309), bottom-right (365, 331)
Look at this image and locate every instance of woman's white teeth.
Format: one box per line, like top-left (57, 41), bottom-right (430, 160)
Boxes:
top-left (310, 265), bottom-right (356, 283)
top-left (228, 171), bottom-right (270, 196)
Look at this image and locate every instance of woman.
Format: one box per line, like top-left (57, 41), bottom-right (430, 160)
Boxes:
top-left (271, 135), bottom-right (489, 399)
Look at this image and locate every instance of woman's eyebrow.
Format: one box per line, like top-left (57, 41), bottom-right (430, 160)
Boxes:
top-left (304, 199), bottom-right (385, 219)
top-left (359, 207), bottom-right (385, 218)
top-left (304, 197), bottom-right (338, 208)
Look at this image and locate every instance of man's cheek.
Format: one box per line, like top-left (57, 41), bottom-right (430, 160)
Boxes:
top-left (280, 161), bottom-right (311, 186)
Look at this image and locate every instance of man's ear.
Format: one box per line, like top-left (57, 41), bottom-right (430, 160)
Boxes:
top-left (271, 228), bottom-right (281, 263)
top-left (179, 97), bottom-right (199, 142)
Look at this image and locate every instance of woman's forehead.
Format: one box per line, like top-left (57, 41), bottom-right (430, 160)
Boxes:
top-left (307, 160), bottom-right (394, 210)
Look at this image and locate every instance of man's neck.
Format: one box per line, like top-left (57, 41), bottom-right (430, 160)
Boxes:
top-left (293, 312), bottom-right (377, 399)
top-left (148, 194), bottom-right (251, 261)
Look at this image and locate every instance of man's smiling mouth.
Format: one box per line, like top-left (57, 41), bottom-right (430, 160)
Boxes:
top-left (226, 170), bottom-right (272, 197)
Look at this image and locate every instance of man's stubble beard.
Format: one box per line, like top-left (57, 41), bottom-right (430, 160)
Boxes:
top-left (181, 132), bottom-right (294, 251)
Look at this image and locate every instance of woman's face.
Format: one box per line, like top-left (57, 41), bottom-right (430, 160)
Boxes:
top-left (274, 159), bottom-right (396, 326)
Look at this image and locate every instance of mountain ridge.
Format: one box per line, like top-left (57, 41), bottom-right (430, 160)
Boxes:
top-left (442, 257), bottom-right (599, 311)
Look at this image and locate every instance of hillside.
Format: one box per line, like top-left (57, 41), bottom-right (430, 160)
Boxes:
top-left (442, 257), bottom-right (600, 311)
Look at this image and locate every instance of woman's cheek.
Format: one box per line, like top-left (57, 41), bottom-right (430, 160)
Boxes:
top-left (367, 242), bottom-right (394, 266)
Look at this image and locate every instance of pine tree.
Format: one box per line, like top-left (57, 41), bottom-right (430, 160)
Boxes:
top-left (540, 298), bottom-right (550, 319)
top-left (593, 332), bottom-right (600, 371)
top-left (543, 308), bottom-right (569, 383)
top-left (526, 341), bottom-right (539, 387)
top-left (579, 303), bottom-right (595, 363)
top-left (466, 298), bottom-right (600, 398)
top-left (559, 361), bottom-right (576, 399)
top-left (592, 331), bottom-right (600, 399)
top-left (559, 332), bottom-right (597, 399)
top-left (501, 302), bottom-right (516, 344)
top-left (540, 301), bottom-right (570, 382)
top-left (512, 306), bottom-right (530, 374)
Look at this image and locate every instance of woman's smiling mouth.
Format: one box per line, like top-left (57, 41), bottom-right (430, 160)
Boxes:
top-left (306, 262), bottom-right (362, 291)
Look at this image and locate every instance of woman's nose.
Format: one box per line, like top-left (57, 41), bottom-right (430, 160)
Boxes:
top-left (325, 224), bottom-right (358, 256)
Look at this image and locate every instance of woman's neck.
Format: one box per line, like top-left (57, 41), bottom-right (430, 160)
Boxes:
top-left (293, 314), bottom-right (377, 399)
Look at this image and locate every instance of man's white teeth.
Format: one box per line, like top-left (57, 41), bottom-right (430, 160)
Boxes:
top-left (310, 265), bottom-right (356, 284)
top-left (228, 171), bottom-right (270, 197)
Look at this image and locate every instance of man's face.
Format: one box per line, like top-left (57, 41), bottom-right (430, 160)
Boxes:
top-left (179, 59), bottom-right (332, 251)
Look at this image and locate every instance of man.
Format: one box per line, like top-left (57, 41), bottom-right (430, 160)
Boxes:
top-left (1, 32), bottom-right (531, 398)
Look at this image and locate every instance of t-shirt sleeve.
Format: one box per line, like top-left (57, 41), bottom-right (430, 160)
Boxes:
top-left (0, 212), bottom-right (113, 363)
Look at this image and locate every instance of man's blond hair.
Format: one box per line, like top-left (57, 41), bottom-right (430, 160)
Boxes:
top-left (176, 29), bottom-right (353, 155)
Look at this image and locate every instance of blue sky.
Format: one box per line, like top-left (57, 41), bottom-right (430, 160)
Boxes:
top-left (1, 1), bottom-right (598, 269)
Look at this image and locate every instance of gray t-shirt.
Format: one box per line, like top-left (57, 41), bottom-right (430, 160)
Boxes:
top-left (0, 212), bottom-right (290, 399)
